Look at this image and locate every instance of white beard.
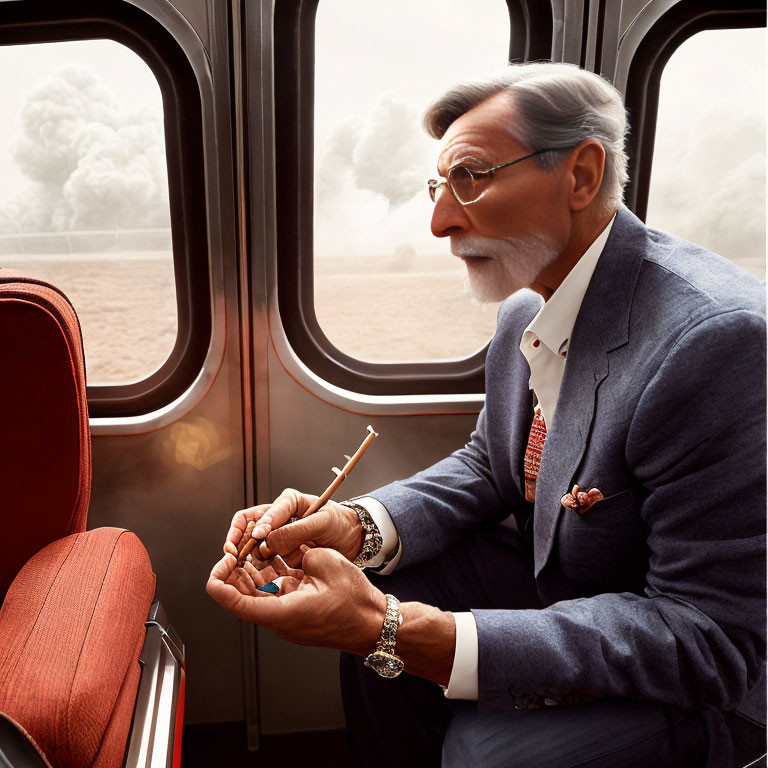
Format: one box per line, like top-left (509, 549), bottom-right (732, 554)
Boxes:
top-left (452, 231), bottom-right (563, 302)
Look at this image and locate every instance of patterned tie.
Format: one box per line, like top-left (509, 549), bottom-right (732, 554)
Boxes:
top-left (523, 405), bottom-right (546, 503)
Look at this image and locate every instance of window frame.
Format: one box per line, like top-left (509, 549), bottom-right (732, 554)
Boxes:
top-left (273, 0), bottom-right (552, 397)
top-left (623, 0), bottom-right (766, 222)
top-left (0, 0), bottom-right (211, 418)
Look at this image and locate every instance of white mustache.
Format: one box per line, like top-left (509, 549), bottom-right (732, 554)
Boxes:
top-left (450, 236), bottom-right (508, 259)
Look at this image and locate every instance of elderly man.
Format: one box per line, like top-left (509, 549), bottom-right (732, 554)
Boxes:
top-left (207, 62), bottom-right (766, 767)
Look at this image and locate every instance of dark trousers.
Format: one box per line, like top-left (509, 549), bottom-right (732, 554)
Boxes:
top-left (340, 524), bottom-right (766, 768)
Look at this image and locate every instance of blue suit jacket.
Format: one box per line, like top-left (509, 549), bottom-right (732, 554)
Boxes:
top-left (370, 205), bottom-right (766, 728)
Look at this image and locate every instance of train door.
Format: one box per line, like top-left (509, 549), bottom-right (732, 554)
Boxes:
top-left (0, 0), bottom-right (251, 742)
top-left (235, 0), bottom-right (765, 749)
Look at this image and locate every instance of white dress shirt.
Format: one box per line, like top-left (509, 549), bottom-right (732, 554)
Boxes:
top-left (356, 213), bottom-right (617, 699)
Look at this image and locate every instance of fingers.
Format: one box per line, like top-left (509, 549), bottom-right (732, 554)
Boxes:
top-left (226, 558), bottom-right (302, 596)
top-left (207, 554), bottom-right (253, 613)
top-left (231, 521), bottom-right (257, 561)
top-left (253, 489), bottom-right (320, 539)
top-left (233, 567), bottom-right (259, 596)
top-left (226, 504), bottom-right (270, 550)
top-left (206, 554), bottom-right (289, 625)
top-left (211, 552), bottom-right (238, 582)
top-left (299, 546), bottom-right (349, 578)
top-left (275, 576), bottom-right (302, 595)
top-left (281, 547), bottom-right (306, 569)
top-left (272, 555), bottom-right (304, 580)
top-left (239, 537), bottom-right (259, 564)
top-left (243, 560), bottom-right (271, 588)
top-left (266, 507), bottom-right (327, 554)
top-left (224, 559), bottom-right (256, 596)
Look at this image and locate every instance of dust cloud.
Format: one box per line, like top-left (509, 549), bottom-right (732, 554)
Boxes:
top-left (0, 65), bottom-right (169, 233)
top-left (315, 92), bottom-right (442, 268)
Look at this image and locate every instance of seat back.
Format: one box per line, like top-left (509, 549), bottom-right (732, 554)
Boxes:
top-left (0, 269), bottom-right (91, 602)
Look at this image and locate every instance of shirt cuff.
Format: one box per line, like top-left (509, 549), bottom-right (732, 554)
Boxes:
top-left (444, 612), bottom-right (479, 700)
top-left (352, 496), bottom-right (402, 574)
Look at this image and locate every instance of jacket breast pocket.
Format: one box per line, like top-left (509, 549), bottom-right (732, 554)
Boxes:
top-left (556, 487), bottom-right (649, 591)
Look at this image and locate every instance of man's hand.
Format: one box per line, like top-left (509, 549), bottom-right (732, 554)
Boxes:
top-left (223, 489), bottom-right (363, 567)
top-left (206, 546), bottom-right (386, 655)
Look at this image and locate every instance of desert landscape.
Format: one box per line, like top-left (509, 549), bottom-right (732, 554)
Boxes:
top-left (5, 251), bottom-right (503, 383)
top-left (5, 246), bottom-right (763, 386)
top-left (5, 253), bottom-right (177, 385)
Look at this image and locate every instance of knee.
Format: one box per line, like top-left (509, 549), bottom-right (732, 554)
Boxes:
top-left (442, 706), bottom-right (547, 768)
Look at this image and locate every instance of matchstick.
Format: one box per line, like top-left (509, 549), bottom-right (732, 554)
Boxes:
top-left (302, 424), bottom-right (378, 517)
top-left (236, 425), bottom-right (378, 565)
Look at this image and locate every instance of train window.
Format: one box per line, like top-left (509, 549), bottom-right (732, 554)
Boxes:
top-left (312, 0), bottom-right (510, 364)
top-left (646, 27), bottom-right (765, 279)
top-left (0, 39), bottom-right (176, 385)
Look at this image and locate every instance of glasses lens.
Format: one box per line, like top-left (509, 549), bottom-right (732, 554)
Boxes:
top-left (448, 166), bottom-right (484, 204)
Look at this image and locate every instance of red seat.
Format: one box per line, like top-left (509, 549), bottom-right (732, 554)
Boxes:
top-left (0, 270), bottom-right (159, 768)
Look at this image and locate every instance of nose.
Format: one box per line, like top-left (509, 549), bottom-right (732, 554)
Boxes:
top-left (430, 186), bottom-right (472, 238)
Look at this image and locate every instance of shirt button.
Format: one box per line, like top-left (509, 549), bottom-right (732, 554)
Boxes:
top-left (532, 338), bottom-right (540, 348)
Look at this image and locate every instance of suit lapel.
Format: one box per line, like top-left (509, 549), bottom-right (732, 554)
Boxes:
top-left (532, 205), bottom-right (648, 577)
top-left (510, 382), bottom-right (535, 501)
top-left (533, 316), bottom-right (608, 575)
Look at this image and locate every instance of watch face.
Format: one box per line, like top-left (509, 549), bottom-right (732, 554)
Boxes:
top-left (364, 651), bottom-right (405, 678)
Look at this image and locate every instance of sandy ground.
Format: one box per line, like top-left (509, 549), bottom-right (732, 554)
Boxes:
top-left (5, 253), bottom-right (499, 382)
top-left (5, 254), bottom-right (177, 384)
top-left (4, 249), bottom-right (764, 384)
top-left (314, 271), bottom-right (500, 362)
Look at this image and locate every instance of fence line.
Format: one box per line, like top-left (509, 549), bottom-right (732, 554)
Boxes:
top-left (0, 228), bottom-right (172, 255)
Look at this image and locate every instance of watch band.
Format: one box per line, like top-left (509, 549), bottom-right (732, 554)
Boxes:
top-left (341, 501), bottom-right (383, 568)
top-left (363, 594), bottom-right (405, 678)
top-left (376, 593), bottom-right (401, 654)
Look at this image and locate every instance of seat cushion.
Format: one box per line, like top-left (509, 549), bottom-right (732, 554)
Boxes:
top-left (0, 273), bottom-right (91, 602)
top-left (0, 527), bottom-right (155, 768)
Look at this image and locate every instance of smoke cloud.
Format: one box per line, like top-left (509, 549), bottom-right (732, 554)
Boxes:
top-left (647, 100), bottom-right (765, 271)
top-left (314, 92), bottom-right (445, 265)
top-left (1, 65), bottom-right (169, 233)
top-left (317, 92), bottom-right (435, 207)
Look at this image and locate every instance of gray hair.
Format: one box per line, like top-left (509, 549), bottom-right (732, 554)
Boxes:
top-left (423, 62), bottom-right (629, 208)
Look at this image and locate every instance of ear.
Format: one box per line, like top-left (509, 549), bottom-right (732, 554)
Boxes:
top-left (567, 139), bottom-right (606, 212)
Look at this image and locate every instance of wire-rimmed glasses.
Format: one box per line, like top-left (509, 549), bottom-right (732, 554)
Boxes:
top-left (427, 146), bottom-right (575, 206)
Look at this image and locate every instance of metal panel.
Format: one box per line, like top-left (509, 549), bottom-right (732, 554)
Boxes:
top-left (87, 0), bottom-right (248, 727)
top-left (258, 347), bottom-right (480, 733)
top-left (599, 0), bottom-right (624, 81)
top-left (560, 0), bottom-right (586, 63)
top-left (614, 0), bottom-right (681, 92)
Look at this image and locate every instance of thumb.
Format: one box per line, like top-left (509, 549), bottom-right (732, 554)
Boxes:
top-left (299, 546), bottom-right (348, 578)
top-left (266, 515), bottom-right (326, 555)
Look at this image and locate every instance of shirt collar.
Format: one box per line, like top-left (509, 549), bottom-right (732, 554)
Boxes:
top-left (523, 212), bottom-right (617, 357)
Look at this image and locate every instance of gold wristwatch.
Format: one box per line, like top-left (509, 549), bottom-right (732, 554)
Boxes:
top-left (364, 594), bottom-right (405, 678)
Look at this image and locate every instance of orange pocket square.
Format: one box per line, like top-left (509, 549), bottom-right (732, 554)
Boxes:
top-left (560, 485), bottom-right (604, 514)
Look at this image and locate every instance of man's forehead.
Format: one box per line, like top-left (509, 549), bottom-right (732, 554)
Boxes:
top-left (437, 92), bottom-right (522, 170)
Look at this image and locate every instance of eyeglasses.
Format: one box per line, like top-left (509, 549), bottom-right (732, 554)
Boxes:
top-left (427, 146), bottom-right (575, 206)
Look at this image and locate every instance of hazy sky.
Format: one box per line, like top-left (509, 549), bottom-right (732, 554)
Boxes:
top-left (646, 27), bottom-right (765, 272)
top-left (313, 0), bottom-right (510, 261)
top-left (0, 11), bottom-right (763, 271)
top-left (0, 39), bottom-right (162, 190)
